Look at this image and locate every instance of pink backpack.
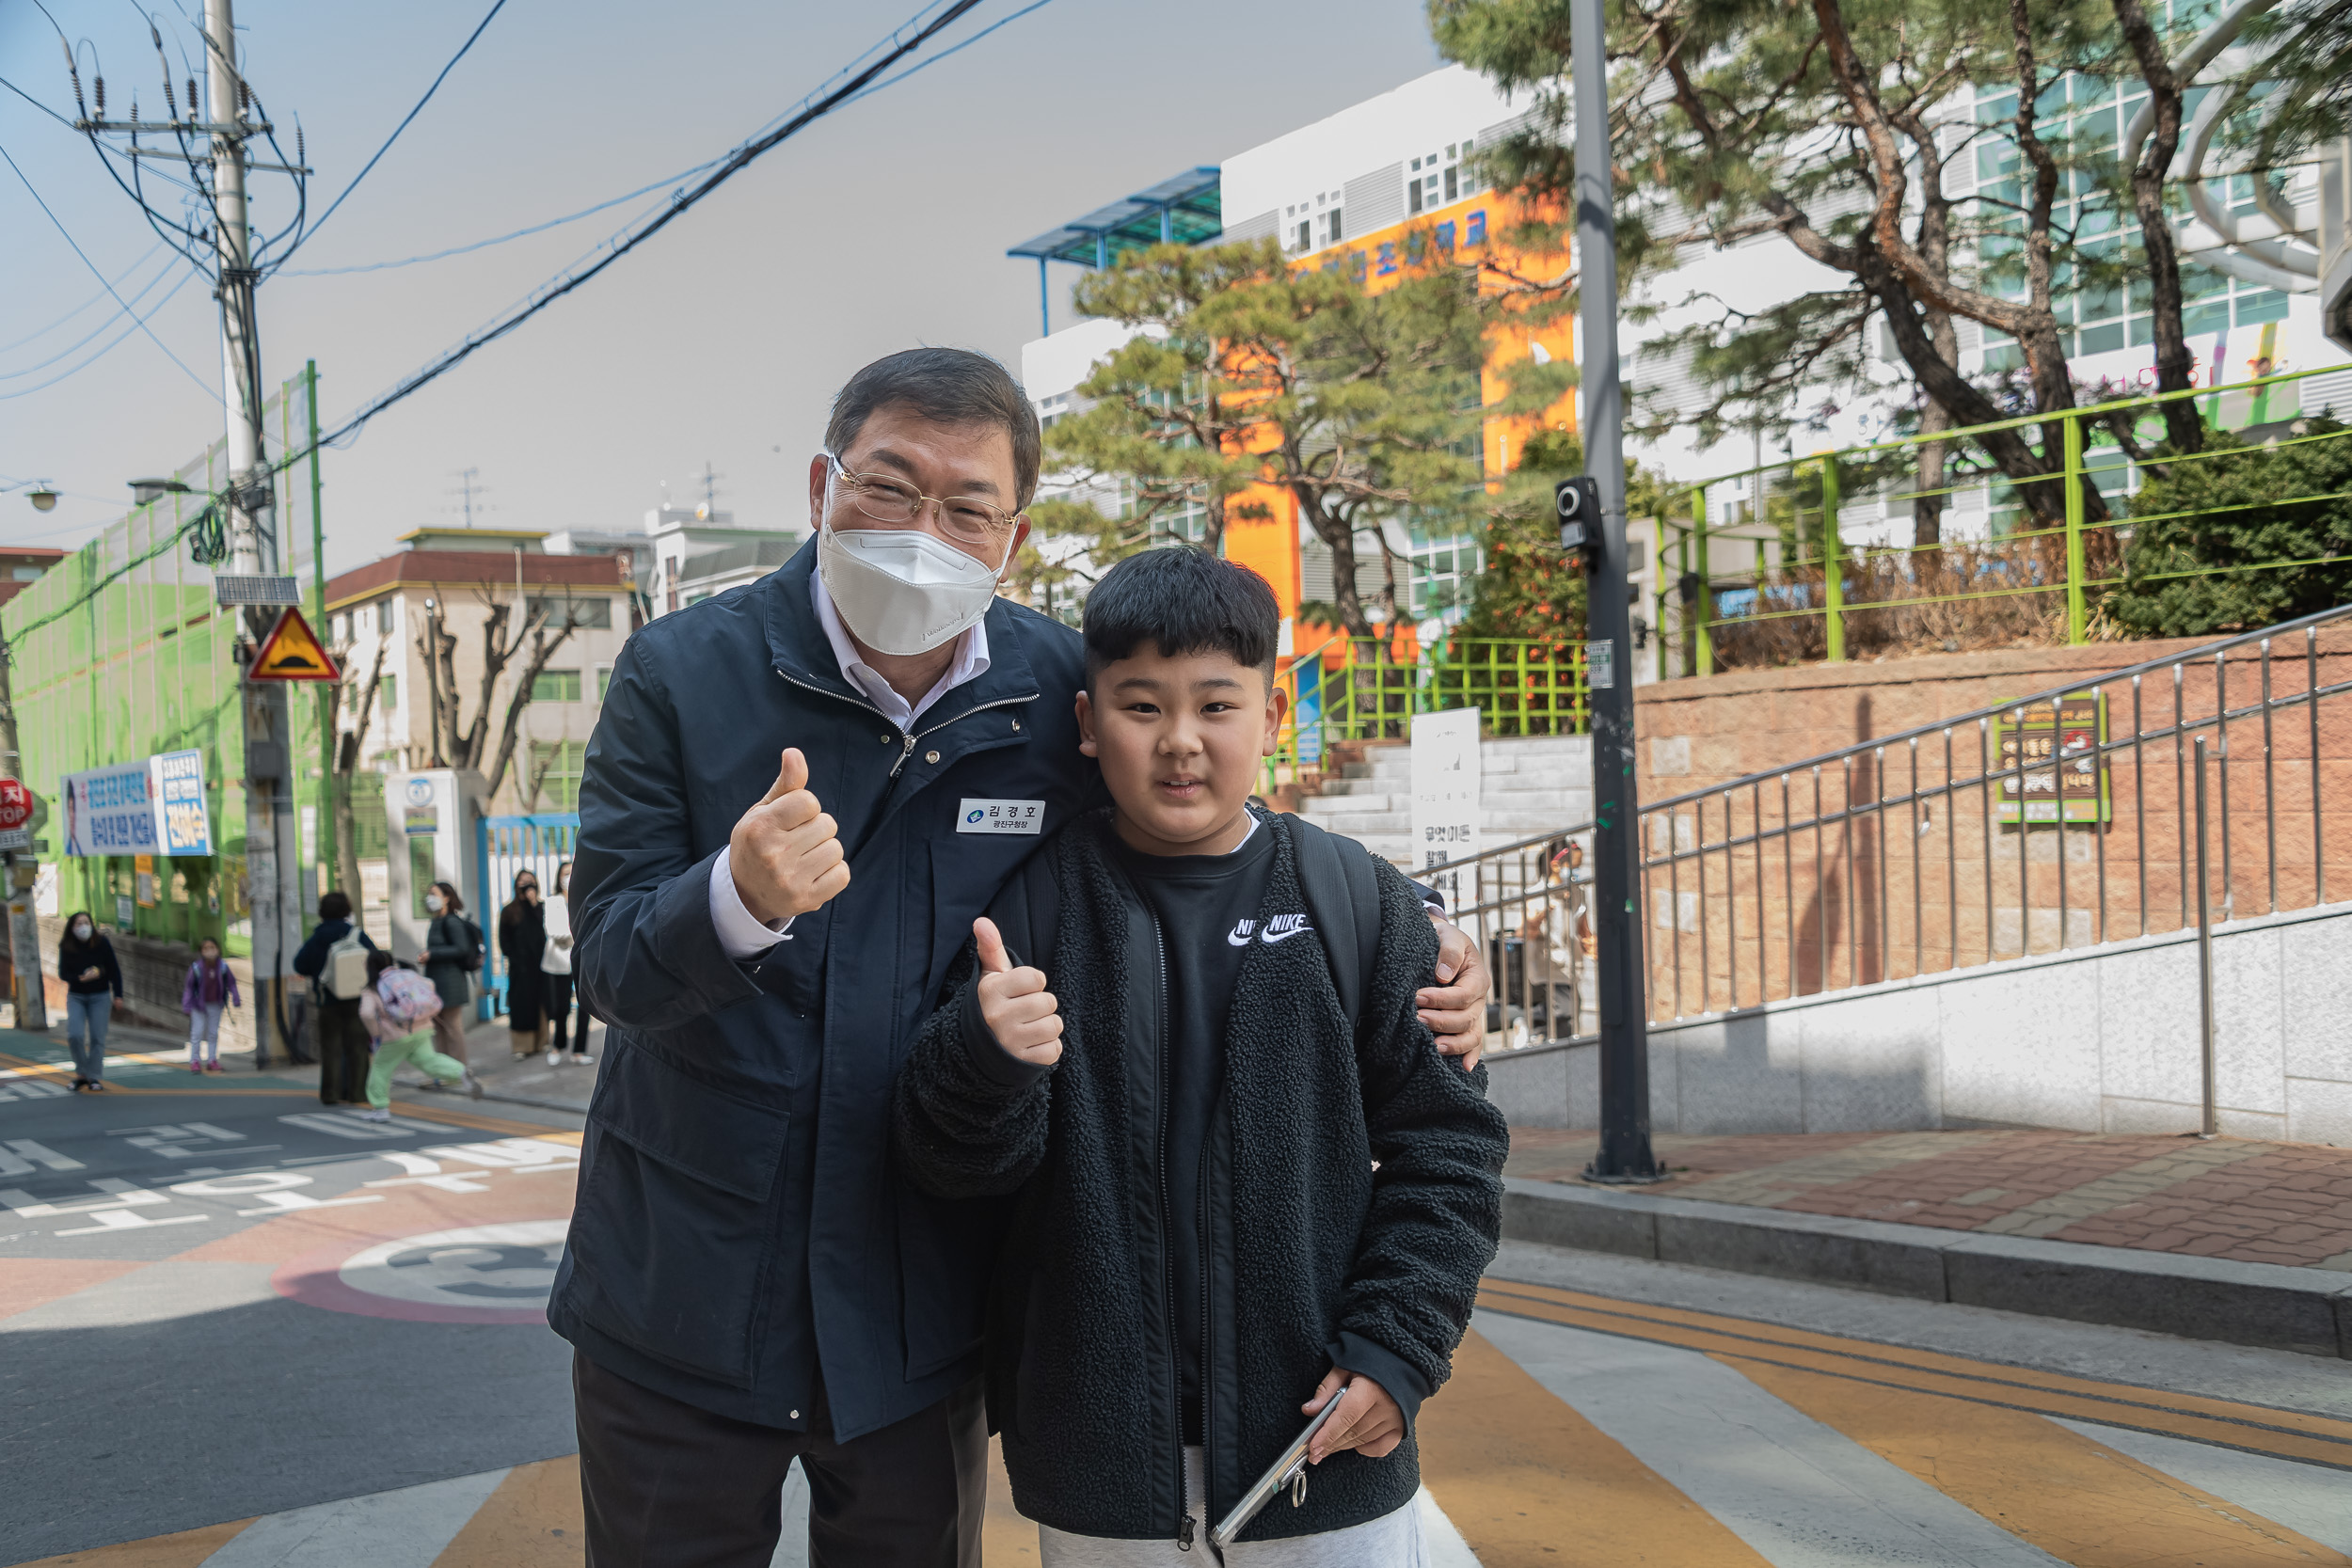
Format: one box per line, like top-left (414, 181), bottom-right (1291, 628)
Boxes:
top-left (374, 965), bottom-right (444, 1032)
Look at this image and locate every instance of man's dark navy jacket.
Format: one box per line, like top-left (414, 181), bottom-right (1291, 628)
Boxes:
top-left (550, 543), bottom-right (1100, 1441)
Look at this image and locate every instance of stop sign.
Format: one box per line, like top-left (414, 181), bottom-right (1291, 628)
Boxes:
top-left (0, 779), bottom-right (31, 831)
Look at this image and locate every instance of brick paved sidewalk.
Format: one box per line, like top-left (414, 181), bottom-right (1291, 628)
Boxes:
top-left (1506, 1128), bottom-right (2352, 1272)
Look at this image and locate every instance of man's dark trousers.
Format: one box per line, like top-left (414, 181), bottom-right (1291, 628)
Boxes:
top-left (314, 998), bottom-right (368, 1104)
top-left (573, 1353), bottom-right (986, 1568)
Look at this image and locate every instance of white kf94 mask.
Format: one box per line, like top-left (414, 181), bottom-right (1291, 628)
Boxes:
top-left (817, 516), bottom-right (1009, 657)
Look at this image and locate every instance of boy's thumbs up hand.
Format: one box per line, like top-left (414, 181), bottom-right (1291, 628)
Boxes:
top-left (728, 748), bottom-right (850, 925)
top-left (974, 916), bottom-right (1062, 1066)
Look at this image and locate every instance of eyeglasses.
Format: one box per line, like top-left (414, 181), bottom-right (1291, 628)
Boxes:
top-left (827, 455), bottom-right (1023, 547)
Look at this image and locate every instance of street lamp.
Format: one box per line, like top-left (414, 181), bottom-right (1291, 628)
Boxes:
top-left (130, 478), bottom-right (192, 505)
top-left (27, 486), bottom-right (56, 513)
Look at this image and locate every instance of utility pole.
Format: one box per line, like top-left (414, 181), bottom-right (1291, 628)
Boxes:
top-left (206, 0), bottom-right (298, 1069)
top-left (1572, 0), bottom-right (1661, 1182)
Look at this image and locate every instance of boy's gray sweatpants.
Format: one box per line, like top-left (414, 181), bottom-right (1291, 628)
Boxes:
top-left (1035, 1446), bottom-right (1428, 1567)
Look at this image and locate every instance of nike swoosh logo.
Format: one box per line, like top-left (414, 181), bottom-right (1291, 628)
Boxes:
top-left (1226, 930), bottom-right (1253, 946)
top-left (1259, 927), bottom-right (1314, 943)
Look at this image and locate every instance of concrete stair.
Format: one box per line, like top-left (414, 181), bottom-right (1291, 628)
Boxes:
top-left (1295, 734), bottom-right (1594, 870)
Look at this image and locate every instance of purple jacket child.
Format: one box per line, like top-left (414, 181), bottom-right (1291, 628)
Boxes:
top-left (181, 957), bottom-right (242, 1012)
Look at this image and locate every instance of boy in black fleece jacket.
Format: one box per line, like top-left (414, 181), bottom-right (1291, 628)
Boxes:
top-left (893, 547), bottom-right (1508, 1564)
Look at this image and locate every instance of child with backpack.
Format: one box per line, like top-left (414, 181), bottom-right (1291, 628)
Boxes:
top-left (893, 547), bottom-right (1509, 1564)
top-left (180, 937), bottom-right (241, 1073)
top-left (356, 949), bottom-right (483, 1120)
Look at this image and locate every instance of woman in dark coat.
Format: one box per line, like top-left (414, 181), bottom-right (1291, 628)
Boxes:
top-left (421, 880), bottom-right (479, 1067)
top-left (57, 911), bottom-right (123, 1092)
top-left (497, 871), bottom-right (547, 1061)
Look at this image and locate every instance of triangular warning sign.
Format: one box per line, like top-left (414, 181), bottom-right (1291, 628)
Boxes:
top-left (249, 606), bottom-right (342, 682)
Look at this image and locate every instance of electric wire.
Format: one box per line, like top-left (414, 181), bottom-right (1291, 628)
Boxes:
top-left (0, 135), bottom-right (218, 401)
top-left (280, 0), bottom-right (508, 262)
top-left (275, 158), bottom-right (725, 276)
top-left (0, 237), bottom-right (166, 354)
top-left (0, 247), bottom-right (180, 378)
top-left (0, 264), bottom-right (199, 400)
top-left (310, 0), bottom-right (992, 452)
top-left (273, 0), bottom-right (1054, 280)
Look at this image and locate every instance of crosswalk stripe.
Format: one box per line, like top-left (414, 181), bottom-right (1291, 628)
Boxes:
top-left (194, 1467), bottom-right (510, 1567)
top-left (1726, 1354), bottom-right (2352, 1567)
top-left (1417, 1327), bottom-right (1772, 1566)
top-left (2048, 1419), bottom-right (2352, 1559)
top-left (427, 1458), bottom-right (581, 1567)
top-left (1482, 1275), bottom-right (2352, 1448)
top-left (1476, 1277), bottom-right (2352, 1469)
top-left (1476, 1309), bottom-right (2069, 1567)
top-left (9, 1518), bottom-right (254, 1568)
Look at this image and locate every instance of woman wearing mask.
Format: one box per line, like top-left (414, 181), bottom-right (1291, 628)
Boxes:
top-left (542, 861), bottom-right (592, 1069)
top-left (497, 871), bottom-right (547, 1062)
top-left (421, 881), bottom-right (480, 1069)
top-left (58, 912), bottom-right (122, 1092)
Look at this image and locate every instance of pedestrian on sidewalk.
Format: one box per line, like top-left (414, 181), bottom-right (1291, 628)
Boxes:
top-left (179, 937), bottom-right (241, 1073)
top-left (356, 950), bottom-right (481, 1120)
top-left (293, 892), bottom-right (377, 1105)
top-left (57, 911), bottom-right (121, 1093)
top-left (421, 881), bottom-right (481, 1068)
top-left (499, 872), bottom-right (548, 1062)
top-left (543, 860), bottom-right (591, 1069)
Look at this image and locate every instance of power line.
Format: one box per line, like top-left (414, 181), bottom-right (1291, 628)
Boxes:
top-left (273, 0), bottom-right (1053, 280)
top-left (312, 0), bottom-right (993, 451)
top-left (0, 71), bottom-right (75, 128)
top-left (0, 236), bottom-right (165, 354)
top-left (284, 0), bottom-right (511, 261)
top-left (275, 157), bottom-right (725, 276)
top-left (0, 264), bottom-right (199, 401)
top-left (0, 248), bottom-right (178, 378)
top-left (0, 135), bottom-right (219, 402)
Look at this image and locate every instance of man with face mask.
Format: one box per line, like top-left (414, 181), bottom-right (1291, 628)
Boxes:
top-left (555, 349), bottom-right (1493, 1567)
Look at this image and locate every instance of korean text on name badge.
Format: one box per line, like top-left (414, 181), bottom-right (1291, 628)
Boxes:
top-left (957, 799), bottom-right (1045, 835)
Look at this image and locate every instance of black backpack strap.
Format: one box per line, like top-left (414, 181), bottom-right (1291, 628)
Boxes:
top-left (1284, 814), bottom-right (1380, 1028)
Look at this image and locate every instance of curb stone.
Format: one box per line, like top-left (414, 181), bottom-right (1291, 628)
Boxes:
top-left (1502, 1177), bottom-right (2352, 1359)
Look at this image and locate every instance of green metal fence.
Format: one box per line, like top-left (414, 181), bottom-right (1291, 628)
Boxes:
top-left (1267, 635), bottom-right (1587, 785)
top-left (1654, 364), bottom-right (2352, 679)
top-left (3, 369), bottom-right (327, 957)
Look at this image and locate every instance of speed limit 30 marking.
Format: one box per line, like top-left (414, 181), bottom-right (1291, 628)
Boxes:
top-left (271, 1219), bottom-right (569, 1323)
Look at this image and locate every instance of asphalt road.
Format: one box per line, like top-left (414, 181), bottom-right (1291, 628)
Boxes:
top-left (5, 1028), bottom-right (2348, 1568)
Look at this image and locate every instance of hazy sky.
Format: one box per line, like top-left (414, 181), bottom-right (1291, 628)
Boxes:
top-left (0, 0), bottom-right (1445, 578)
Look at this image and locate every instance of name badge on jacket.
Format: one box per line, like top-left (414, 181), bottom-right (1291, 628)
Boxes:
top-left (957, 799), bottom-right (1045, 835)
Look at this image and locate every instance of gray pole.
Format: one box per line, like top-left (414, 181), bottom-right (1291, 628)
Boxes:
top-left (2192, 736), bottom-right (2217, 1138)
top-left (1572, 0), bottom-right (1660, 1181)
top-left (208, 0), bottom-right (296, 1067)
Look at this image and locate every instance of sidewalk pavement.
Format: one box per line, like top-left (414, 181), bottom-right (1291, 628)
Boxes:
top-left (1507, 1127), bottom-right (2352, 1272)
top-left (10, 1006), bottom-right (601, 1117)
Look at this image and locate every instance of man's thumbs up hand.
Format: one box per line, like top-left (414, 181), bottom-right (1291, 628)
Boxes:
top-left (728, 748), bottom-right (850, 925)
top-left (974, 916), bottom-right (1062, 1066)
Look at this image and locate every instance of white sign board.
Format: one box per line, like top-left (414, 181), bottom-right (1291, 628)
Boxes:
top-left (1410, 707), bottom-right (1482, 911)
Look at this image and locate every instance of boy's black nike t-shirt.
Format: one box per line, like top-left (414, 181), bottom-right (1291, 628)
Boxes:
top-left (1108, 816), bottom-right (1279, 1445)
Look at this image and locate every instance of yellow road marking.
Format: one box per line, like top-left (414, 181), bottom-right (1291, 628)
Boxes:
top-left (7, 1517), bottom-right (252, 1567)
top-left (1729, 1355), bottom-right (2352, 1567)
top-left (430, 1457), bottom-right (581, 1567)
top-left (1417, 1328), bottom-right (1772, 1567)
top-left (1478, 1277), bottom-right (2352, 1470)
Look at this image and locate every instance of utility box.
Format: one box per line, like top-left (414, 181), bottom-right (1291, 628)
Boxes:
top-left (381, 768), bottom-right (487, 962)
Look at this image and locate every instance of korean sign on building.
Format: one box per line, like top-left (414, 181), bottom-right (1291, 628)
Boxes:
top-left (1994, 694), bottom-right (2111, 824)
top-left (60, 751), bottom-right (213, 857)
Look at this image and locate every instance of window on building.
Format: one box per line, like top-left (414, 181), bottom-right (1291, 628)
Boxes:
top-left (532, 668), bottom-right (583, 703)
top-left (1295, 219), bottom-right (1311, 251)
top-left (1322, 208), bottom-right (1344, 246)
top-left (376, 600), bottom-right (394, 635)
top-left (529, 740), bottom-right (587, 811)
top-left (379, 674), bottom-right (398, 711)
top-left (596, 665), bottom-right (614, 703)
top-left (526, 594), bottom-right (613, 629)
